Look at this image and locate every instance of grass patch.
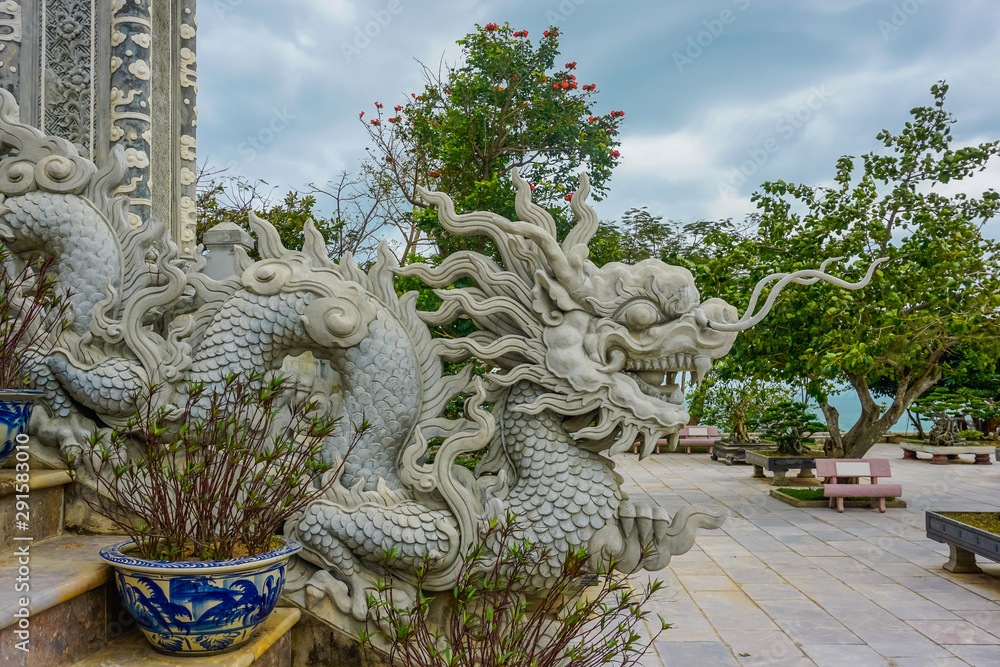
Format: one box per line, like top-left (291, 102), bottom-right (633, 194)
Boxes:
top-left (940, 512), bottom-right (1000, 535)
top-left (776, 487), bottom-right (897, 502)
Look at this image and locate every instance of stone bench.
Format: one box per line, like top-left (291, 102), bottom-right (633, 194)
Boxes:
top-left (900, 442), bottom-right (995, 465)
top-left (631, 425), bottom-right (721, 454)
top-left (815, 458), bottom-right (902, 513)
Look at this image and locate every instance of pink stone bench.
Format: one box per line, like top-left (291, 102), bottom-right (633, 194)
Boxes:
top-left (815, 458), bottom-right (902, 513)
top-left (631, 425), bottom-right (721, 454)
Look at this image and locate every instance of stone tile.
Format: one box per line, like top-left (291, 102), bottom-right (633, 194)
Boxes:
top-left (776, 618), bottom-right (862, 646)
top-left (800, 644), bottom-right (890, 667)
top-left (716, 629), bottom-right (807, 663)
top-left (676, 574), bottom-right (739, 591)
top-left (722, 567), bottom-right (786, 584)
top-left (956, 610), bottom-right (1000, 635)
top-left (945, 644), bottom-right (1000, 667)
top-left (876, 598), bottom-right (959, 620)
top-left (756, 599), bottom-right (840, 622)
top-left (850, 628), bottom-right (952, 657)
top-left (890, 658), bottom-right (972, 667)
top-left (739, 584), bottom-right (807, 600)
top-left (654, 641), bottom-right (740, 666)
top-left (691, 591), bottom-right (780, 632)
top-left (906, 620), bottom-right (1000, 644)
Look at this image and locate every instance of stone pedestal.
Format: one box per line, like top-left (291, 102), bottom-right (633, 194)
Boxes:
top-left (203, 222), bottom-right (255, 280)
top-left (900, 443), bottom-right (996, 465)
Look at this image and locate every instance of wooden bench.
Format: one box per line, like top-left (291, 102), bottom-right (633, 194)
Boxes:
top-left (815, 458), bottom-right (901, 513)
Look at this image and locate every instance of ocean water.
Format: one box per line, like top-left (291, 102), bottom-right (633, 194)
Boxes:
top-left (805, 389), bottom-right (926, 433)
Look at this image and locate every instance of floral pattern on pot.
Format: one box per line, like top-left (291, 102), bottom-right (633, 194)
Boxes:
top-left (0, 390), bottom-right (44, 467)
top-left (100, 539), bottom-right (301, 656)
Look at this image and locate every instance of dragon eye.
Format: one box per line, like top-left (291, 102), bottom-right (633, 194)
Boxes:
top-left (617, 301), bottom-right (661, 329)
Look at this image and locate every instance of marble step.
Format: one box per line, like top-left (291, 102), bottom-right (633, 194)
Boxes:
top-left (71, 607), bottom-right (300, 667)
top-left (0, 533), bottom-right (121, 666)
top-left (0, 469), bottom-right (74, 554)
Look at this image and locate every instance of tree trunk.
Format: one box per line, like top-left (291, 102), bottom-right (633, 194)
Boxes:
top-left (819, 402), bottom-right (845, 457)
top-left (840, 369), bottom-right (942, 458)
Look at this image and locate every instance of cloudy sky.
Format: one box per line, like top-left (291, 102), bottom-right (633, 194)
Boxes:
top-left (198, 0), bottom-right (1000, 237)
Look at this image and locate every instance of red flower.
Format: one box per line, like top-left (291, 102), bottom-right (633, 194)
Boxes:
top-left (544, 28), bottom-right (558, 38)
top-left (394, 105), bottom-right (402, 111)
top-left (529, 183), bottom-right (535, 190)
top-left (359, 111), bottom-right (365, 118)
top-left (565, 193), bottom-right (573, 201)
top-left (554, 83), bottom-right (560, 89)
top-left (375, 102), bottom-right (383, 109)
top-left (583, 84), bottom-right (596, 92)
top-left (543, 30), bottom-right (549, 37)
top-left (484, 23), bottom-right (498, 32)
top-left (513, 30), bottom-right (528, 37)
top-left (565, 61), bottom-right (577, 69)
top-left (370, 119), bottom-right (380, 126)
top-left (497, 86), bottom-right (504, 92)
top-left (610, 150), bottom-right (620, 158)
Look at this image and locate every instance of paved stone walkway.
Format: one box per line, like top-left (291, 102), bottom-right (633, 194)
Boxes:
top-left (618, 443), bottom-right (1000, 667)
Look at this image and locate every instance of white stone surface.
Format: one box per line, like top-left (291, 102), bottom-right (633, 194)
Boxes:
top-left (620, 443), bottom-right (1000, 666)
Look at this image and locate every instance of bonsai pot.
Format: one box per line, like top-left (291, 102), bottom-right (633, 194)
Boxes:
top-left (744, 449), bottom-right (821, 485)
top-left (925, 511), bottom-right (1000, 573)
top-left (100, 538), bottom-right (301, 655)
top-left (0, 389), bottom-right (45, 467)
top-left (711, 441), bottom-right (773, 465)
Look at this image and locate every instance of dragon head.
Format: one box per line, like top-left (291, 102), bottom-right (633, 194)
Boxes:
top-left (402, 171), bottom-right (741, 458)
top-left (534, 257), bottom-right (739, 456)
top-left (404, 170), bottom-right (885, 460)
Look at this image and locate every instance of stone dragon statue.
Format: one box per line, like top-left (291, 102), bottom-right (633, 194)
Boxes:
top-left (0, 88), bottom-right (885, 633)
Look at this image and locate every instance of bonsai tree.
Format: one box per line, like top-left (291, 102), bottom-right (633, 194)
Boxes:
top-left (760, 401), bottom-right (826, 456)
top-left (689, 362), bottom-right (793, 444)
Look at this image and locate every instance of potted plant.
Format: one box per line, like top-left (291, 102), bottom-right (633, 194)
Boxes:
top-left (83, 371), bottom-right (363, 656)
top-left (690, 366), bottom-right (793, 465)
top-left (744, 401), bottom-right (827, 484)
top-left (0, 244), bottom-right (72, 466)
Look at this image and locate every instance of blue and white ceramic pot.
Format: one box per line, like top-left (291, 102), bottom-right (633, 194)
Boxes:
top-left (0, 389), bottom-right (44, 467)
top-left (100, 538), bottom-right (301, 655)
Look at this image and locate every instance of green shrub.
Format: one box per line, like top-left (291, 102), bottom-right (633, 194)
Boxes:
top-left (957, 430), bottom-right (983, 441)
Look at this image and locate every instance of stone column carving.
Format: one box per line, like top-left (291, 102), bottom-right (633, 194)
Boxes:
top-left (110, 0), bottom-right (152, 227)
top-left (0, 1), bottom-right (195, 253)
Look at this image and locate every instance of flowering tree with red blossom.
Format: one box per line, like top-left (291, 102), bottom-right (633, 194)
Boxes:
top-left (360, 22), bottom-right (625, 261)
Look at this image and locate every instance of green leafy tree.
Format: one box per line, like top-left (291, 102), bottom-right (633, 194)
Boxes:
top-left (689, 360), bottom-right (795, 443)
top-left (696, 82), bottom-right (1000, 458)
top-left (360, 22), bottom-right (624, 260)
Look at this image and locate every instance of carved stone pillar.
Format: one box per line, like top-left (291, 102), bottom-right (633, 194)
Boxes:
top-left (0, 0), bottom-right (197, 258)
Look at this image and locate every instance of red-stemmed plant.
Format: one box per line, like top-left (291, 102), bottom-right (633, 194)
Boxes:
top-left (83, 371), bottom-right (365, 561)
top-left (0, 243), bottom-right (72, 388)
